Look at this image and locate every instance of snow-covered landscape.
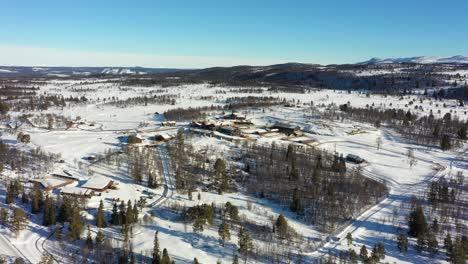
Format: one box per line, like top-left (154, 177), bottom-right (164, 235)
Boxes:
top-left (1, 2), bottom-right (468, 263)
top-left (0, 64), bottom-right (467, 263)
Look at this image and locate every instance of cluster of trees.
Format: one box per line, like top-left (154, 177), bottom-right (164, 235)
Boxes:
top-left (8, 94), bottom-right (67, 111)
top-left (168, 131), bottom-right (200, 193)
top-left (339, 106), bottom-right (467, 150)
top-left (181, 199), bottom-right (305, 262)
top-left (168, 131), bottom-right (237, 195)
top-left (18, 113), bottom-right (72, 129)
top-left (110, 200), bottom-right (140, 227)
top-left (0, 206), bottom-right (28, 235)
top-left (182, 202), bottom-right (258, 262)
top-left (16, 132), bottom-right (31, 143)
top-left (101, 146), bottom-right (162, 190)
top-left (404, 193), bottom-right (468, 262)
top-left (0, 142), bottom-right (58, 177)
top-left (4, 182), bottom-right (86, 240)
top-left (164, 96), bottom-right (285, 121)
top-left (242, 142), bottom-right (388, 231)
top-left (151, 231), bottom-right (174, 264)
top-left (0, 84), bottom-right (39, 98)
top-left (105, 94), bottom-right (176, 107)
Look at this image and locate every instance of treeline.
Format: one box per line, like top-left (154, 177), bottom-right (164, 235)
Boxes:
top-left (17, 113), bottom-right (72, 129)
top-left (339, 105), bottom-right (467, 150)
top-left (105, 94), bottom-right (177, 107)
top-left (0, 86), bottom-right (38, 98)
top-left (120, 76), bottom-right (199, 87)
top-left (224, 96), bottom-right (284, 109)
top-left (164, 96), bottom-right (285, 121)
top-left (241, 142), bottom-right (388, 231)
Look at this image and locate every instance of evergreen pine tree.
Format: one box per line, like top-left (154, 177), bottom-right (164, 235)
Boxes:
top-left (426, 231), bottom-right (438, 255)
top-left (119, 201), bottom-right (126, 226)
top-left (96, 200), bottom-right (107, 228)
top-left (214, 158), bottom-right (228, 193)
top-left (11, 208), bottom-right (28, 234)
top-left (348, 249), bottom-right (358, 264)
top-left (440, 135), bottom-right (451, 151)
top-left (68, 207), bottom-right (84, 240)
top-left (346, 232), bottom-right (353, 246)
top-left (111, 202), bottom-right (120, 225)
top-left (444, 233), bottom-right (453, 256)
top-left (275, 214), bottom-right (288, 239)
top-left (359, 245), bottom-right (368, 261)
top-left (218, 222), bottom-right (231, 247)
top-left (31, 183), bottom-right (43, 214)
top-left (408, 205), bottom-right (428, 238)
top-left (161, 248), bottom-right (171, 264)
top-left (152, 231), bottom-right (161, 264)
top-left (126, 200), bottom-right (134, 225)
top-left (238, 227), bottom-right (253, 259)
top-left (132, 202), bottom-right (139, 223)
top-left (85, 225), bottom-right (93, 251)
top-left (57, 196), bottom-right (72, 223)
top-left (42, 196), bottom-right (56, 226)
top-left (290, 188), bottom-right (302, 213)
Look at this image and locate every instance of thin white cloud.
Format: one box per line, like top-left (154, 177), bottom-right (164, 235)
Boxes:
top-left (0, 44), bottom-right (285, 68)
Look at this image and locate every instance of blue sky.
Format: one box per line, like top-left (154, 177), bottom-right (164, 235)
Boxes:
top-left (1, 0), bottom-right (467, 67)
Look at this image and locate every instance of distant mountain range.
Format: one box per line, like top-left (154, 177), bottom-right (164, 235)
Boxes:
top-left (360, 55), bottom-right (468, 64)
top-left (0, 55), bottom-right (467, 78)
top-left (0, 66), bottom-right (180, 78)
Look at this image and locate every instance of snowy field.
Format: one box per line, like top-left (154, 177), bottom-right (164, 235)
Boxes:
top-left (0, 79), bottom-right (466, 263)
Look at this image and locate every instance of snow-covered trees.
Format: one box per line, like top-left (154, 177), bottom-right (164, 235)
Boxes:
top-left (242, 142), bottom-right (387, 228)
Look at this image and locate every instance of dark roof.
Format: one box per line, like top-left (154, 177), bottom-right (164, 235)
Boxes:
top-left (272, 122), bottom-right (300, 130)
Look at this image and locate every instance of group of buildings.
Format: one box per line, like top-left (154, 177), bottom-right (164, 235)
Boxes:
top-left (30, 172), bottom-right (114, 198)
top-left (190, 111), bottom-right (303, 139)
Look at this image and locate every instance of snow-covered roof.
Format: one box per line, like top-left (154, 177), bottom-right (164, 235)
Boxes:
top-left (32, 177), bottom-right (72, 189)
top-left (61, 186), bottom-right (93, 196)
top-left (81, 176), bottom-right (113, 190)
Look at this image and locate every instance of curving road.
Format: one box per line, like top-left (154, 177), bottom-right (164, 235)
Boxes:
top-left (38, 144), bottom-right (175, 263)
top-left (309, 131), bottom-right (467, 262)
